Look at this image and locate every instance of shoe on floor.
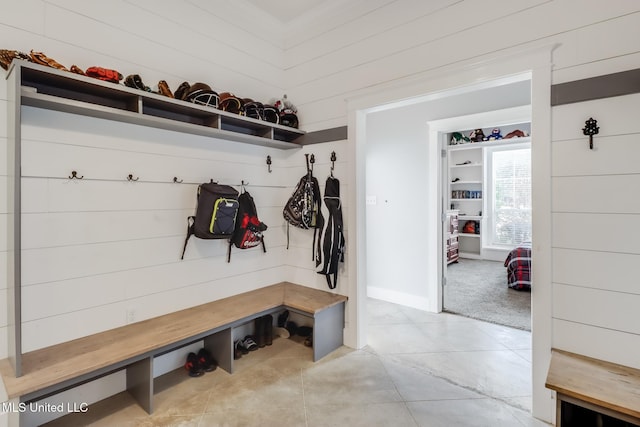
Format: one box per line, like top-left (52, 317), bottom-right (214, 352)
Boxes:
top-left (197, 348), bottom-right (217, 372)
top-left (304, 335), bottom-right (313, 347)
top-left (184, 352), bottom-right (204, 377)
top-left (264, 314), bottom-right (273, 346)
top-left (243, 335), bottom-right (259, 352)
top-left (234, 339), bottom-right (248, 360)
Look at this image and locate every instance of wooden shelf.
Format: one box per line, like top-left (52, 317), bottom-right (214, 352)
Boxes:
top-left (11, 60), bottom-right (305, 149)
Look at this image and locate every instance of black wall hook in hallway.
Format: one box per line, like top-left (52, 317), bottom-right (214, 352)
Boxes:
top-left (582, 117), bottom-right (599, 149)
top-left (330, 151), bottom-right (337, 177)
top-left (126, 174), bottom-right (139, 181)
top-left (68, 170), bottom-right (83, 179)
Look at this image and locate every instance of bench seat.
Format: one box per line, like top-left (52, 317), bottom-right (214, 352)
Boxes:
top-left (546, 348), bottom-right (640, 425)
top-left (0, 282), bottom-right (347, 416)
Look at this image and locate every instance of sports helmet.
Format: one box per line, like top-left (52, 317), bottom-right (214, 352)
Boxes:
top-left (219, 92), bottom-right (243, 114)
top-left (262, 105), bottom-right (279, 124)
top-left (241, 98), bottom-right (264, 120)
top-left (184, 82), bottom-right (219, 108)
top-left (279, 108), bottom-right (299, 128)
top-left (173, 81), bottom-right (191, 100)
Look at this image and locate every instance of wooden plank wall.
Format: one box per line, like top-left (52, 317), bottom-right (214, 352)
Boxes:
top-left (551, 93), bottom-right (640, 369)
top-left (0, 0), bottom-right (350, 360)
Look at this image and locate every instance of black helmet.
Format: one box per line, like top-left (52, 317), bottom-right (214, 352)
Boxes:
top-left (184, 82), bottom-right (219, 108)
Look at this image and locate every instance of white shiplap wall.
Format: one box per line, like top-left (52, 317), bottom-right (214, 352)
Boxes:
top-left (17, 106), bottom-right (291, 352)
top-left (551, 93), bottom-right (640, 370)
top-left (285, 0), bottom-right (640, 131)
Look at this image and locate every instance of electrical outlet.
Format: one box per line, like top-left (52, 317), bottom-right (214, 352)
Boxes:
top-left (126, 308), bottom-right (136, 324)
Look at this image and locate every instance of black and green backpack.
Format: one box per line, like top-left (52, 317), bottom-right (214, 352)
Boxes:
top-left (181, 181), bottom-right (239, 259)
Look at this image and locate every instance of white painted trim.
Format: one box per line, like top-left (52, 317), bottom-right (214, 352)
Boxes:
top-left (347, 43), bottom-right (557, 424)
top-left (367, 286), bottom-right (430, 311)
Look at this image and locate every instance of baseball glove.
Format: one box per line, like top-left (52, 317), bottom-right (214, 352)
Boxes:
top-left (70, 65), bottom-right (86, 76)
top-left (0, 49), bottom-right (30, 70)
top-left (157, 80), bottom-right (174, 98)
top-left (85, 66), bottom-right (123, 83)
top-left (29, 50), bottom-right (68, 71)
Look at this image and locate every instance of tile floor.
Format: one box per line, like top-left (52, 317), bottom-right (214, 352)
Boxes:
top-left (45, 298), bottom-right (550, 426)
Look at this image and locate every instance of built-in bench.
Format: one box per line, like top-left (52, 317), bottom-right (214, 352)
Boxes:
top-left (546, 349), bottom-right (640, 426)
top-left (0, 282), bottom-right (347, 417)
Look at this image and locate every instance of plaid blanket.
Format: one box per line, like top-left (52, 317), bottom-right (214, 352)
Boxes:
top-left (504, 242), bottom-right (532, 291)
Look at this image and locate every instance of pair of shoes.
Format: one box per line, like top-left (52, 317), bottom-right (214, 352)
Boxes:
top-left (234, 336), bottom-right (259, 359)
top-left (197, 348), bottom-right (217, 372)
top-left (254, 315), bottom-right (273, 348)
top-left (185, 348), bottom-right (218, 377)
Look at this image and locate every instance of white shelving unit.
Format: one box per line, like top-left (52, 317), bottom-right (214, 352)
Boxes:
top-left (448, 145), bottom-right (484, 259)
top-left (447, 125), bottom-right (531, 260)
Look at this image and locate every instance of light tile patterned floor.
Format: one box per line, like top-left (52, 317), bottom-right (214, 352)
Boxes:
top-left (44, 298), bottom-right (550, 426)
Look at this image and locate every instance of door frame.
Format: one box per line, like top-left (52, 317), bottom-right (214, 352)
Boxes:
top-left (345, 43), bottom-right (556, 423)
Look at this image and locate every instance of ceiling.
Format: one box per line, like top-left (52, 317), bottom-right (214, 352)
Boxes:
top-left (244, 0), bottom-right (335, 23)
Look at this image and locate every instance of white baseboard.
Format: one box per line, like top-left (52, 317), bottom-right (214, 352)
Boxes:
top-left (367, 286), bottom-right (431, 312)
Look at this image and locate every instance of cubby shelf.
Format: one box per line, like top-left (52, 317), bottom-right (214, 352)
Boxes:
top-left (4, 60), bottom-right (307, 378)
top-left (11, 60), bottom-right (305, 149)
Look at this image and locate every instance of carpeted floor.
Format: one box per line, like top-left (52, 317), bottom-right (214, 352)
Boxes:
top-left (444, 258), bottom-right (531, 331)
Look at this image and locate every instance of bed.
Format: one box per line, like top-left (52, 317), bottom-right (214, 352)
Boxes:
top-left (504, 242), bottom-right (532, 290)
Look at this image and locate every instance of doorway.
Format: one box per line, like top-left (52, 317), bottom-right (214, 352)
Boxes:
top-left (430, 105), bottom-right (533, 331)
top-left (347, 46), bottom-right (555, 423)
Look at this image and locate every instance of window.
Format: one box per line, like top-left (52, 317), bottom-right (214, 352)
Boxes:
top-left (487, 145), bottom-right (531, 247)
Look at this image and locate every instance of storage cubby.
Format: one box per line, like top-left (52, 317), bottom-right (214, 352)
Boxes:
top-left (13, 60), bottom-right (305, 150)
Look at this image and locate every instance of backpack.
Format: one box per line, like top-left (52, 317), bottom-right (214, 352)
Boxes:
top-left (227, 189), bottom-right (267, 262)
top-left (283, 154), bottom-right (324, 256)
top-left (316, 176), bottom-right (345, 289)
top-left (181, 181), bottom-right (239, 259)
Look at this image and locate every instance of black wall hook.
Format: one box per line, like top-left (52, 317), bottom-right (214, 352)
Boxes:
top-left (68, 170), bottom-right (83, 179)
top-left (173, 176), bottom-right (183, 183)
top-left (330, 151), bottom-right (337, 177)
top-left (127, 174), bottom-right (139, 181)
top-left (582, 117), bottom-right (599, 150)
top-left (266, 155), bottom-right (272, 173)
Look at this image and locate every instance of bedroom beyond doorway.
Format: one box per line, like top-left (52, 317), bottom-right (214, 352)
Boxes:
top-left (444, 258), bottom-right (531, 331)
